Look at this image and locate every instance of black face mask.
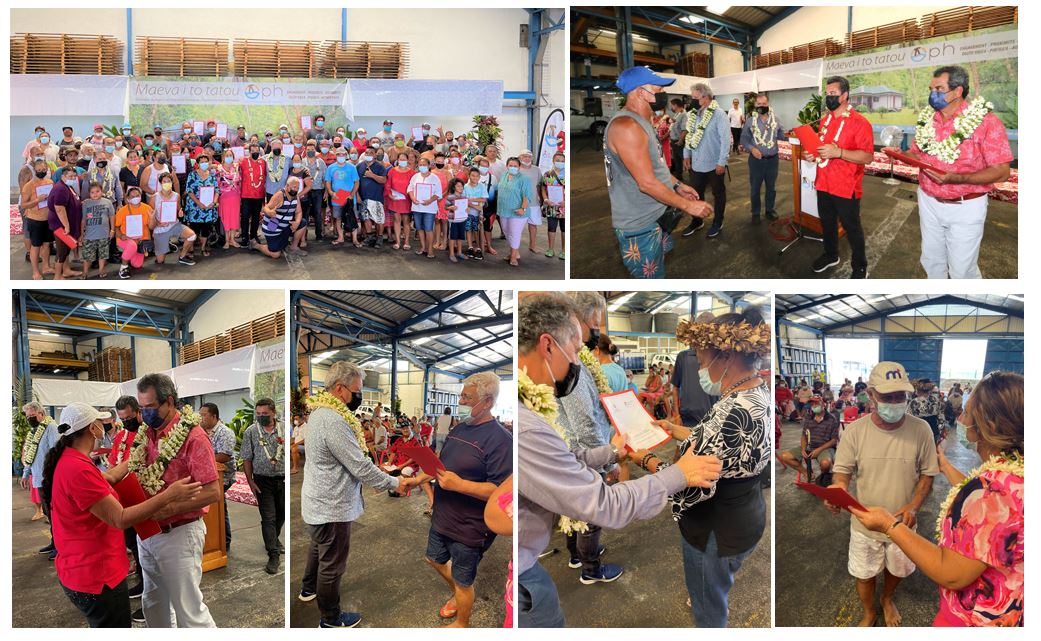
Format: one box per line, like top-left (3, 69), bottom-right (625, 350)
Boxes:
top-left (28, 416), bottom-right (39, 428)
top-left (347, 391), bottom-right (363, 412)
top-left (554, 360), bottom-right (582, 398)
top-left (35, 170), bottom-right (47, 178)
top-left (646, 88), bottom-right (670, 112)
top-left (435, 161), bottom-right (445, 168)
top-left (272, 149), bottom-right (281, 156)
top-left (756, 106), bottom-right (770, 114)
top-left (825, 95), bottom-right (842, 112)
top-left (287, 189), bottom-right (298, 198)
top-left (251, 151), bottom-right (261, 160)
top-left (96, 161), bottom-right (108, 169)
top-left (123, 416), bottom-right (140, 432)
top-left (157, 156), bottom-right (167, 164)
top-left (584, 327), bottom-right (601, 351)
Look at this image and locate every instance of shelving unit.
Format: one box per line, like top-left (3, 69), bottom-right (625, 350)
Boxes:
top-left (425, 388), bottom-right (459, 417)
top-left (780, 344), bottom-right (826, 382)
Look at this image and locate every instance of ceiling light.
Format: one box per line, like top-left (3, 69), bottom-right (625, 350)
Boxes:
top-left (679, 15), bottom-right (704, 25)
top-left (53, 368), bottom-right (61, 374)
top-left (29, 328), bottom-right (55, 335)
top-left (706, 4), bottom-right (731, 16)
top-left (311, 350), bottom-right (337, 363)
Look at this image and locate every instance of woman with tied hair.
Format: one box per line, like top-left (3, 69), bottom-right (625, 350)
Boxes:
top-left (631, 306), bottom-right (772, 628)
top-left (851, 371), bottom-right (1023, 627)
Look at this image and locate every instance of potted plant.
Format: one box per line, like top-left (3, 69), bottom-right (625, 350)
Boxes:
top-left (798, 93), bottom-right (825, 132)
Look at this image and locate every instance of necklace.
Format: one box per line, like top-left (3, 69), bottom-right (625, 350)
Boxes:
top-left (751, 110), bottom-right (778, 149)
top-left (126, 406), bottom-right (199, 496)
top-left (685, 100), bottom-right (720, 151)
top-left (307, 391), bottom-right (367, 455)
top-left (817, 105), bottom-right (853, 168)
top-left (935, 451), bottom-right (1023, 538)
top-left (915, 96), bottom-right (994, 165)
top-left (721, 374), bottom-right (761, 398)
top-left (578, 346), bottom-right (611, 395)
top-left (246, 158), bottom-right (263, 191)
top-left (257, 422), bottom-right (284, 464)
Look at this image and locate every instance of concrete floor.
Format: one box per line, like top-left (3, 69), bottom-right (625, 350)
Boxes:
top-left (569, 134), bottom-right (1018, 279)
top-left (8, 226), bottom-right (564, 281)
top-left (11, 478), bottom-right (285, 628)
top-left (775, 415), bottom-right (978, 627)
top-left (288, 466), bottom-right (510, 628)
top-left (540, 438), bottom-right (772, 628)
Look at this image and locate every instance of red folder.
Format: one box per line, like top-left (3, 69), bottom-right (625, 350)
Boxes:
top-left (332, 189), bottom-right (350, 206)
top-left (114, 472), bottom-right (163, 540)
top-left (792, 124), bottom-right (822, 158)
top-left (883, 148), bottom-right (947, 174)
top-left (54, 227), bottom-right (78, 250)
top-left (400, 446), bottom-right (447, 477)
top-left (795, 480), bottom-right (866, 512)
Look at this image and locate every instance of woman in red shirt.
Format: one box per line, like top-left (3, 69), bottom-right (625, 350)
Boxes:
top-left (384, 150), bottom-right (416, 250)
top-left (42, 402), bottom-right (202, 627)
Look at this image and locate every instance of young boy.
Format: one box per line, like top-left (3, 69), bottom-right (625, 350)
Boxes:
top-left (79, 182), bottom-right (116, 278)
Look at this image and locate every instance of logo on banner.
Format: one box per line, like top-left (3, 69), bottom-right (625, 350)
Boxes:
top-left (911, 47), bottom-right (927, 63)
top-left (244, 84), bottom-right (261, 100)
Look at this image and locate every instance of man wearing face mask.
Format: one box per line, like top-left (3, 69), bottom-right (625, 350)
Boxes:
top-left (778, 395), bottom-right (838, 482)
top-left (240, 398), bottom-right (285, 575)
top-left (826, 361), bottom-right (938, 627)
top-left (740, 93), bottom-right (784, 223)
top-left (605, 67), bottom-right (712, 279)
top-left (299, 360), bottom-right (414, 628)
top-left (517, 293), bottom-right (723, 627)
top-left (239, 142), bottom-right (268, 244)
top-left (21, 402), bottom-right (60, 557)
top-left (200, 403), bottom-right (236, 552)
top-left (679, 82), bottom-right (731, 239)
top-left (109, 396), bottom-right (147, 612)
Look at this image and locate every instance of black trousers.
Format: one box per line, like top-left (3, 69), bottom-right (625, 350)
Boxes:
top-left (123, 527), bottom-right (140, 581)
top-left (305, 190), bottom-right (324, 239)
top-left (240, 197), bottom-right (264, 242)
top-left (61, 578), bottom-right (131, 628)
top-left (731, 127), bottom-right (742, 152)
top-left (565, 524), bottom-right (603, 575)
top-left (817, 191), bottom-right (867, 270)
top-left (255, 474), bottom-right (285, 556)
top-left (302, 521), bottom-right (352, 622)
top-left (670, 141), bottom-right (685, 176)
top-left (689, 169), bottom-right (727, 227)
top-left (223, 479), bottom-right (234, 548)
top-left (747, 155), bottom-right (779, 216)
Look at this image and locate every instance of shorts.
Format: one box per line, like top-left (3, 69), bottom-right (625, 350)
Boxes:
top-left (360, 199), bottom-right (385, 225)
top-left (264, 228), bottom-right (292, 253)
top-left (614, 223), bottom-right (672, 279)
top-left (482, 212), bottom-right (496, 233)
top-left (786, 446), bottom-right (835, 465)
top-left (425, 528), bottom-right (491, 588)
top-left (152, 223), bottom-right (185, 256)
top-left (847, 525), bottom-right (916, 579)
top-left (527, 205), bottom-right (542, 225)
top-left (465, 214), bottom-right (481, 233)
top-left (80, 237), bottom-right (110, 262)
top-left (333, 202), bottom-right (358, 232)
top-left (449, 221), bottom-right (467, 240)
top-left (548, 216), bottom-right (565, 233)
top-left (26, 218), bottom-right (54, 247)
top-left (413, 211), bottom-right (435, 232)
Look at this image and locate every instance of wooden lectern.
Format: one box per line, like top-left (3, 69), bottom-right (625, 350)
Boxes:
top-left (201, 462), bottom-right (228, 572)
top-left (780, 140), bottom-right (844, 255)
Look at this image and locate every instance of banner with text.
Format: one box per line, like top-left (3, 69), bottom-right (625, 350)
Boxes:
top-left (130, 78), bottom-right (345, 105)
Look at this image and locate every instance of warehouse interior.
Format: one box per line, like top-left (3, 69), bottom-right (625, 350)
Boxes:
top-left (774, 293), bottom-right (1023, 626)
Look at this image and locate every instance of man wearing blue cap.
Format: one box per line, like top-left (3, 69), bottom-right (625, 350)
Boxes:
top-left (604, 66), bottom-right (711, 279)
top-left (681, 82), bottom-right (731, 239)
top-left (120, 122), bottom-right (141, 150)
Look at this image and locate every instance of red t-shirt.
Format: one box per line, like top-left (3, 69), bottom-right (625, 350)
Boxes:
top-left (389, 436), bottom-right (420, 467)
top-left (384, 167), bottom-right (417, 213)
top-left (813, 109), bottom-right (874, 199)
top-left (239, 158), bottom-right (267, 199)
top-left (52, 448), bottom-right (129, 594)
top-left (142, 415), bottom-right (219, 526)
top-left (910, 104), bottom-right (1013, 200)
top-left (352, 138), bottom-right (368, 154)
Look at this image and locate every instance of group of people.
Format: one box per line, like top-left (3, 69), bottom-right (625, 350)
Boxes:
top-left (517, 292), bottom-right (771, 627)
top-left (777, 362), bottom-right (1023, 626)
top-left (17, 117), bottom-right (567, 278)
top-left (608, 63), bottom-right (1012, 279)
top-left (17, 375), bottom-right (286, 627)
top-left (295, 362), bottom-right (512, 627)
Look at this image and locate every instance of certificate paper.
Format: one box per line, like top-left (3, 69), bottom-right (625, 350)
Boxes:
top-left (390, 190), bottom-right (406, 201)
top-left (198, 186), bottom-right (215, 206)
top-left (230, 146), bottom-right (246, 160)
top-left (415, 182), bottom-right (433, 201)
top-left (599, 390), bottom-right (671, 451)
top-left (35, 184), bottom-right (52, 207)
top-left (411, 126), bottom-right (424, 141)
top-left (193, 121), bottom-right (205, 136)
top-left (547, 184), bottom-right (564, 204)
top-left (159, 200), bottom-right (177, 223)
top-left (125, 214), bottom-right (144, 239)
top-left (452, 198), bottom-right (469, 222)
top-left (300, 115), bottom-right (312, 131)
top-left (215, 123), bottom-right (227, 139)
top-left (171, 154), bottom-right (187, 173)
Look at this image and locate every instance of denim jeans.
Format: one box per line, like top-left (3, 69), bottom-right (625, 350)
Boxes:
top-left (518, 562), bottom-right (566, 628)
top-left (747, 154), bottom-right (778, 216)
top-left (565, 524), bottom-right (602, 574)
top-left (681, 531), bottom-right (756, 628)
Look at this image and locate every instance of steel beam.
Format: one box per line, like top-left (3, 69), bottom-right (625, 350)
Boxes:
top-left (397, 315), bottom-right (512, 342)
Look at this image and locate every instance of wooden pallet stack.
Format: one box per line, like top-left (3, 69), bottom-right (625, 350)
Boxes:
top-left (10, 33), bottom-right (124, 75)
top-left (846, 19), bottom-right (921, 52)
top-left (136, 36), bottom-right (229, 76)
top-left (88, 347), bottom-right (134, 382)
top-left (318, 40), bottom-right (409, 79)
top-left (233, 38), bottom-right (320, 78)
top-left (675, 51), bottom-right (710, 78)
top-left (178, 310), bottom-right (285, 365)
top-left (920, 5), bottom-right (1017, 38)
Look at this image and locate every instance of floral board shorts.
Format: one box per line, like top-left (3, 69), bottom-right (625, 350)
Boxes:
top-left (360, 199), bottom-right (385, 225)
top-left (614, 223), bottom-right (673, 279)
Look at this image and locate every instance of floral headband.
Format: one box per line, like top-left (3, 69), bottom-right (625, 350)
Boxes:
top-left (676, 320), bottom-right (771, 357)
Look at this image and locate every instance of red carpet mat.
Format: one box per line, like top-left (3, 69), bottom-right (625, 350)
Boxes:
top-left (227, 471), bottom-right (258, 507)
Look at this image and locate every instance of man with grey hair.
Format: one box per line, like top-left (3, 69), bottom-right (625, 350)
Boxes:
top-left (410, 370), bottom-right (511, 627)
top-left (299, 360), bottom-right (414, 628)
top-left (671, 311), bottom-right (719, 426)
top-left (517, 293), bottom-right (723, 627)
top-left (682, 81), bottom-right (731, 239)
top-left (21, 401), bottom-right (60, 556)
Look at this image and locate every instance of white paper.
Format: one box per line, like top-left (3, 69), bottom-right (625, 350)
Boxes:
top-left (411, 127), bottom-right (424, 141)
top-left (159, 200), bottom-right (177, 223)
top-left (172, 154), bottom-right (187, 173)
top-left (599, 390), bottom-right (671, 451)
top-left (215, 123), bottom-right (227, 138)
top-left (35, 184), bottom-right (52, 207)
top-left (415, 182), bottom-right (433, 201)
top-left (452, 198), bottom-right (469, 222)
top-left (231, 146), bottom-right (246, 160)
top-left (390, 190), bottom-right (406, 201)
top-left (199, 185), bottom-right (215, 207)
top-left (300, 115), bottom-right (312, 131)
top-left (125, 214), bottom-right (144, 239)
top-left (147, 170), bottom-right (159, 191)
top-left (547, 184), bottom-right (564, 205)
top-left (193, 121), bottom-right (205, 135)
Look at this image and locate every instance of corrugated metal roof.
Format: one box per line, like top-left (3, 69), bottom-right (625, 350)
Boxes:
top-left (777, 294), bottom-right (1023, 330)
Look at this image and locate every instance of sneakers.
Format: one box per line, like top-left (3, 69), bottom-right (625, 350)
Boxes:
top-left (681, 218), bottom-right (704, 237)
top-left (48, 549), bottom-right (58, 561)
top-left (579, 563), bottom-right (624, 585)
top-left (298, 589), bottom-right (317, 603)
top-left (474, 248), bottom-right (484, 261)
top-left (38, 543), bottom-right (55, 555)
top-left (852, 265), bottom-right (869, 279)
top-left (568, 545), bottom-right (607, 569)
top-left (706, 223), bottom-right (723, 238)
top-left (178, 256), bottom-right (196, 266)
top-left (751, 214), bottom-right (761, 224)
top-left (131, 608), bottom-right (146, 623)
top-left (811, 254), bottom-right (841, 273)
top-left (320, 612), bottom-right (362, 628)
top-left (765, 209), bottom-right (779, 221)
top-left (265, 554), bottom-right (279, 574)
top-left (129, 582), bottom-right (143, 599)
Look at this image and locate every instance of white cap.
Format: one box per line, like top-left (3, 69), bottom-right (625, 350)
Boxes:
top-left (59, 402), bottom-right (111, 435)
top-left (520, 149), bottom-right (533, 156)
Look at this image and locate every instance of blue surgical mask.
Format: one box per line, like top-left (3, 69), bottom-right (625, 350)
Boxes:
top-left (876, 401), bottom-right (908, 424)
top-left (208, 127), bottom-right (216, 134)
top-left (418, 165), bottom-right (429, 173)
top-left (398, 160), bottom-right (408, 167)
top-left (293, 162), bottom-right (303, 169)
top-left (508, 166), bottom-right (519, 175)
top-left (479, 166), bottom-right (489, 175)
top-left (929, 90), bottom-right (950, 111)
top-left (316, 120), bottom-right (325, 127)
top-left (213, 143), bottom-right (222, 152)
top-left (554, 161), bottom-right (565, 170)
top-left (141, 407), bottom-right (165, 429)
top-left (698, 354), bottom-right (722, 395)
top-left (384, 126), bottom-right (392, 132)
top-left (320, 147), bottom-right (330, 154)
top-left (336, 157), bottom-right (347, 165)
top-left (224, 156), bottom-right (233, 164)
top-left (457, 405), bottom-right (472, 421)
top-left (198, 162), bottom-right (210, 171)
top-left (63, 178), bottom-right (78, 188)
top-left (40, 137), bottom-right (50, 144)
top-left (349, 153), bottom-right (358, 160)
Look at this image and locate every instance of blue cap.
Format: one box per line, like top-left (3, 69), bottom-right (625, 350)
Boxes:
top-left (616, 66), bottom-right (675, 94)
top-left (121, 122), bottom-right (131, 129)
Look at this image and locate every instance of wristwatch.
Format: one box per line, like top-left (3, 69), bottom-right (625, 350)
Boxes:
top-left (611, 444), bottom-right (620, 462)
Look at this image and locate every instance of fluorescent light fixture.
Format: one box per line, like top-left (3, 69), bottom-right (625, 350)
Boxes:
top-left (29, 328), bottom-right (55, 335)
top-left (679, 15), bottom-right (704, 25)
top-left (311, 350), bottom-right (337, 363)
top-left (91, 302), bottom-right (114, 311)
top-left (706, 4), bottom-right (731, 15)
top-left (608, 292), bottom-right (637, 312)
top-left (593, 85), bottom-right (601, 90)
top-left (53, 368), bottom-right (61, 373)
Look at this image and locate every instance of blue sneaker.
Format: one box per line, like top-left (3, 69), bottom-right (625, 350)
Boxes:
top-left (568, 545), bottom-right (607, 569)
top-left (579, 563), bottom-right (624, 585)
top-left (319, 611), bottom-right (362, 628)
top-left (298, 589), bottom-right (316, 602)
top-left (706, 223), bottom-right (723, 238)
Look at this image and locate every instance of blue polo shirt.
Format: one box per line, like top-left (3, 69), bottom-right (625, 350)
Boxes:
top-left (356, 160), bottom-right (387, 202)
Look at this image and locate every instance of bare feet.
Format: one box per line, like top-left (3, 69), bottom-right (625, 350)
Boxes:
top-left (881, 598), bottom-right (901, 626)
top-left (858, 608), bottom-right (877, 627)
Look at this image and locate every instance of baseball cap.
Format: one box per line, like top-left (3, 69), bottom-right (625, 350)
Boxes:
top-left (520, 149), bottom-right (533, 156)
top-left (93, 123), bottom-right (104, 130)
top-left (383, 119), bottom-right (394, 125)
top-left (121, 122), bottom-right (131, 129)
top-left (59, 402), bottom-right (111, 435)
top-left (616, 66), bottom-right (676, 94)
top-left (868, 361), bottom-right (915, 394)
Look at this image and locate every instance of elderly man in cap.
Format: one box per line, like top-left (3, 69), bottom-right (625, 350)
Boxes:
top-left (378, 119), bottom-right (400, 150)
top-left (604, 66), bottom-right (711, 278)
top-left (826, 361), bottom-right (938, 627)
top-left (351, 127), bottom-right (369, 154)
top-left (778, 394), bottom-right (839, 482)
top-left (681, 81), bottom-right (731, 239)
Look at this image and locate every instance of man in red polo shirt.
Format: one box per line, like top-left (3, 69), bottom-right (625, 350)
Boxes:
top-left (239, 142), bottom-right (268, 245)
top-left (803, 75), bottom-right (875, 279)
top-left (892, 65), bottom-right (1013, 279)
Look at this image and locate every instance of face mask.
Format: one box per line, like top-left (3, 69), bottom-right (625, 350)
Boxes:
top-left (398, 160), bottom-right (408, 167)
top-left (293, 162), bottom-right (303, 169)
top-left (479, 166), bottom-right (489, 175)
top-left (157, 156), bottom-right (167, 164)
top-left (96, 161), bottom-right (108, 170)
top-left (122, 416), bottom-right (139, 432)
top-left (184, 128), bottom-right (192, 134)
top-left (876, 401), bottom-right (907, 424)
top-left (584, 327), bottom-right (600, 350)
top-left (272, 149), bottom-right (282, 156)
top-left (337, 157), bottom-right (347, 165)
top-left (307, 150), bottom-right (316, 157)
top-left (756, 106), bottom-right (770, 115)
top-left (698, 354), bottom-right (722, 395)
top-left (144, 138), bottom-right (153, 145)
top-left (28, 416), bottom-right (39, 428)
top-left (435, 161), bottom-right (445, 168)
top-left (316, 120), bottom-right (325, 127)
top-left (645, 87), bottom-right (670, 111)
top-left (141, 406), bottom-right (165, 429)
top-left (545, 336), bottom-right (581, 398)
top-left (64, 178), bottom-right (78, 188)
top-left (207, 127), bottom-right (216, 134)
top-left (812, 405), bottom-right (824, 414)
top-left (280, 129), bottom-right (288, 136)
top-left (929, 90), bottom-right (950, 111)
top-left (363, 155), bottom-right (373, 163)
top-left (395, 141), bottom-right (405, 148)
top-left (161, 182), bottom-right (172, 192)
top-left (418, 165), bottom-right (429, 174)
top-left (34, 155), bottom-right (44, 162)
top-left (198, 162), bottom-right (210, 171)
top-left (35, 170), bottom-right (47, 178)
top-left (129, 196), bottom-right (141, 205)
top-left (287, 189), bottom-right (298, 198)
top-left (320, 147), bottom-right (329, 154)
top-left (213, 144), bottom-right (222, 152)
top-left (116, 141), bottom-right (124, 148)
top-left (40, 136), bottom-right (51, 145)
top-left (224, 156), bottom-right (233, 164)
top-left (349, 153), bottom-right (358, 160)
top-left (508, 166), bottom-right (519, 175)
top-left (457, 405), bottom-right (472, 421)
top-left (450, 157), bottom-right (460, 165)
top-left (347, 390), bottom-right (363, 412)
top-left (554, 161), bottom-right (565, 171)
top-left (333, 141), bottom-right (342, 148)
top-left (95, 131), bottom-right (104, 137)
top-left (383, 126), bottom-right (392, 133)
top-left (251, 151), bottom-right (261, 160)
top-left (257, 414), bottom-right (272, 427)
top-left (825, 95), bottom-right (842, 112)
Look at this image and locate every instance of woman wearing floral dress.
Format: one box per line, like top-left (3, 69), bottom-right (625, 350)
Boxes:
top-left (851, 371), bottom-right (1023, 627)
top-left (652, 109), bottom-right (673, 167)
top-left (184, 154), bottom-right (220, 258)
top-left (540, 152), bottom-right (566, 259)
top-left (216, 150), bottom-right (242, 248)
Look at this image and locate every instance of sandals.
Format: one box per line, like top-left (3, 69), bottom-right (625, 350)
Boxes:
top-left (439, 601), bottom-right (458, 619)
top-left (545, 250), bottom-right (555, 258)
top-left (558, 251), bottom-right (566, 260)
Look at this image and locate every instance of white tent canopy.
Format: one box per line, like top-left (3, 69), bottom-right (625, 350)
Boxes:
top-left (11, 74), bottom-right (129, 116)
top-left (342, 79), bottom-right (504, 119)
top-left (659, 60), bottom-right (822, 97)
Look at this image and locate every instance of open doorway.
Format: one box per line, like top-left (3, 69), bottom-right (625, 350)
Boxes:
top-left (940, 339), bottom-right (989, 390)
top-left (824, 337), bottom-right (879, 390)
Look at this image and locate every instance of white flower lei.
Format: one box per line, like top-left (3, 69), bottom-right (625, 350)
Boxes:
top-left (307, 390), bottom-right (367, 456)
top-left (751, 109), bottom-right (778, 150)
top-left (22, 419), bottom-right (51, 466)
top-left (817, 105), bottom-right (853, 168)
top-left (127, 405), bottom-right (198, 496)
top-left (915, 96), bottom-right (994, 165)
top-left (685, 100), bottom-right (720, 151)
top-left (579, 346), bottom-right (611, 396)
top-left (257, 420), bottom-right (285, 464)
top-left (935, 451), bottom-right (1023, 539)
top-left (518, 368), bottom-right (588, 534)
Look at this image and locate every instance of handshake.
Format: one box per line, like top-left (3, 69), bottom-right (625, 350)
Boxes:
top-left (612, 431), bottom-right (722, 489)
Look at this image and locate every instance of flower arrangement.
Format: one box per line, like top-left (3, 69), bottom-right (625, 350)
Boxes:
top-left (471, 115), bottom-right (503, 155)
top-left (307, 390), bottom-right (367, 455)
top-left (518, 368), bottom-right (588, 534)
top-left (685, 100), bottom-right (720, 150)
top-left (935, 451), bottom-right (1023, 539)
top-left (676, 320), bottom-right (771, 357)
top-left (915, 96), bottom-right (994, 165)
top-left (127, 405), bottom-right (199, 496)
top-left (578, 346), bottom-right (611, 396)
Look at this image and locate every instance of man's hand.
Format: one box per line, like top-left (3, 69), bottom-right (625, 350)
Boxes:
top-left (683, 158), bottom-right (691, 172)
top-left (20, 477), bottom-right (28, 490)
top-left (801, 151), bottom-right (816, 162)
top-left (676, 450), bottom-right (722, 487)
top-left (682, 199), bottom-right (712, 219)
top-left (397, 476), bottom-right (414, 494)
top-left (435, 469), bottom-right (463, 492)
top-left (674, 183), bottom-right (699, 200)
top-left (881, 146), bottom-right (903, 157)
top-left (248, 480), bottom-right (261, 497)
top-left (610, 431), bottom-right (629, 461)
top-left (921, 168), bottom-right (966, 185)
top-left (714, 164), bottom-right (725, 176)
top-left (751, 148), bottom-right (763, 160)
top-left (823, 483), bottom-right (844, 515)
top-left (818, 143), bottom-right (841, 160)
top-left (893, 504), bottom-right (918, 529)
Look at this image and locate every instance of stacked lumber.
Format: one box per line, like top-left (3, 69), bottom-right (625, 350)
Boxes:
top-left (233, 38), bottom-right (320, 78)
top-left (10, 33), bottom-right (123, 75)
top-left (136, 36), bottom-right (229, 76)
top-left (89, 347), bottom-right (134, 382)
top-left (178, 311), bottom-right (285, 365)
top-left (318, 40), bottom-right (409, 78)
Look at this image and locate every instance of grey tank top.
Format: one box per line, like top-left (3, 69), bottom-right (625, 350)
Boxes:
top-left (604, 110), bottom-right (672, 232)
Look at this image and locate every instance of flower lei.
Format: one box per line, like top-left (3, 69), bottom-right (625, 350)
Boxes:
top-left (817, 105), bottom-right (853, 168)
top-left (518, 368), bottom-right (588, 534)
top-left (751, 109), bottom-right (778, 150)
top-left (307, 390), bottom-right (368, 456)
top-left (676, 319), bottom-right (771, 356)
top-left (257, 420), bottom-right (285, 464)
top-left (266, 153), bottom-right (286, 183)
top-left (935, 451), bottom-right (1023, 539)
top-left (127, 405), bottom-right (198, 496)
top-left (915, 96), bottom-right (994, 165)
top-left (685, 100), bottom-right (720, 151)
top-left (21, 419), bottom-right (51, 466)
top-left (579, 346), bottom-right (611, 396)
